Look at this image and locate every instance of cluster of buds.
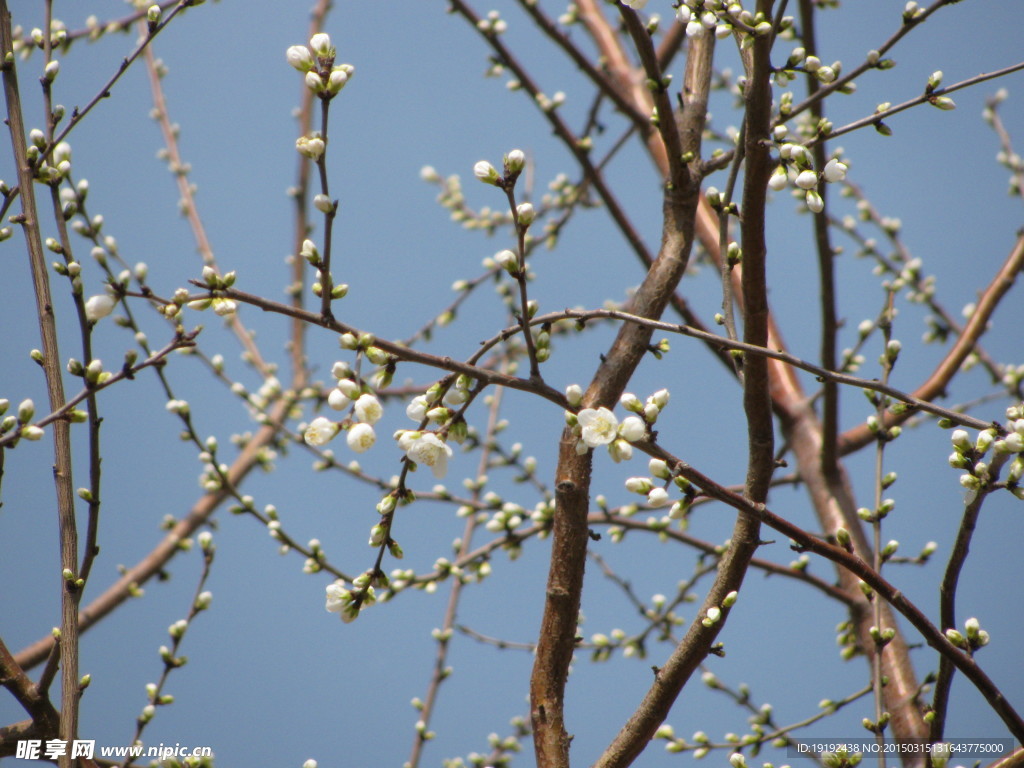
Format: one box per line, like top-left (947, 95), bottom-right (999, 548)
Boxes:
top-left (674, 1), bottom-right (778, 42)
top-left (945, 616), bottom-right (990, 652)
top-left (286, 33), bottom-right (354, 98)
top-left (775, 47), bottom-right (846, 88)
top-left (476, 10), bottom-right (508, 35)
top-left (304, 364), bottom-right (383, 454)
top-left (185, 265), bottom-right (237, 316)
top-left (566, 387), bottom-right (670, 463)
top-left (768, 132), bottom-right (848, 212)
top-left (948, 406), bottom-right (1024, 497)
top-left (473, 148), bottom-right (526, 191)
top-left (26, 133), bottom-right (72, 185)
top-left (300, 239), bottom-right (348, 300)
top-left (625, 457), bottom-right (694, 518)
top-left (1, 398), bottom-right (45, 442)
top-left (395, 430), bottom-right (454, 479)
top-left (325, 574), bottom-right (376, 623)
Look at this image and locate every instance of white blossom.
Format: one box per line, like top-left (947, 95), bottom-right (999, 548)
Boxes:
top-left (347, 423), bottom-right (376, 453)
top-left (577, 407), bottom-right (618, 448)
top-left (399, 431), bottom-right (453, 478)
top-left (296, 134), bottom-right (325, 161)
top-left (304, 417), bottom-right (339, 446)
top-left (353, 393), bottom-right (383, 424)
top-left (325, 581), bottom-right (349, 613)
top-left (406, 395), bottom-right (430, 422)
top-left (622, 0), bottom-right (647, 8)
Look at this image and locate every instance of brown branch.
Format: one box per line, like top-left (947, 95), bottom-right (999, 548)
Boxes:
top-left (593, 12), bottom-right (775, 766)
top-left (13, 396), bottom-right (292, 671)
top-left (839, 233), bottom-right (1024, 454)
top-left (1, 2), bottom-right (80, 755)
top-left (930, 453), bottom-right (1011, 744)
top-left (643, 442), bottom-right (1024, 743)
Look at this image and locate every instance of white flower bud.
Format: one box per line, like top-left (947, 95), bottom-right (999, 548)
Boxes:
top-left (516, 202), bottom-right (535, 227)
top-left (18, 399), bottom-right (35, 423)
top-left (84, 294), bottom-right (116, 322)
top-left (768, 165), bottom-right (788, 191)
top-left (304, 70), bottom-right (324, 94)
top-left (296, 134), bottom-right (326, 161)
top-left (304, 417), bottom-right (339, 447)
top-left (347, 423), bottom-right (376, 453)
top-left (309, 33), bottom-right (333, 58)
top-left (805, 189), bottom-right (824, 213)
top-left (474, 160), bottom-right (500, 185)
top-left (506, 149), bottom-right (525, 173)
top-left (327, 389), bottom-right (351, 411)
top-left (822, 158), bottom-right (848, 183)
top-left (565, 384), bottom-right (583, 407)
top-left (286, 45), bottom-right (314, 72)
top-left (618, 415), bottom-right (646, 443)
top-left (327, 68), bottom-right (349, 94)
top-left (794, 170), bottom-right (818, 190)
top-left (624, 477), bottom-right (653, 494)
top-left (647, 487), bottom-right (670, 507)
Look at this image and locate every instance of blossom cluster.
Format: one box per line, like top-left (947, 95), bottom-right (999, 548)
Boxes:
top-left (286, 33), bottom-right (354, 98)
top-left (948, 405), bottom-right (1024, 497)
top-left (624, 457), bottom-right (691, 517)
top-left (569, 387), bottom-right (669, 463)
top-left (325, 572), bottom-right (376, 624)
top-left (766, 128), bottom-right (848, 213)
top-left (303, 364), bottom-right (383, 454)
top-left (674, 1), bottom-right (780, 42)
top-left (473, 148), bottom-right (527, 191)
top-left (0, 398), bottom-right (45, 442)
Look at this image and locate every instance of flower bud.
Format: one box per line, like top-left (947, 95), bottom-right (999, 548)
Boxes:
top-left (327, 68), bottom-right (349, 94)
top-left (624, 477), bottom-right (653, 495)
top-left (565, 384), bottom-right (583, 407)
top-left (795, 170), bottom-right (818, 190)
top-left (309, 33), bottom-right (334, 58)
top-left (286, 45), bottom-right (314, 72)
top-left (768, 165), bottom-right (788, 191)
top-left (822, 158), bottom-right (848, 183)
top-left (516, 202), bottom-right (535, 227)
top-left (473, 160), bottom-right (500, 185)
top-left (18, 399), bottom-right (35, 423)
top-left (506, 149), bottom-right (525, 173)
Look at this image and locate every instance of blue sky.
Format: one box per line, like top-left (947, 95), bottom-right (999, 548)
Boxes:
top-left (2, 1), bottom-right (1023, 766)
